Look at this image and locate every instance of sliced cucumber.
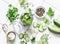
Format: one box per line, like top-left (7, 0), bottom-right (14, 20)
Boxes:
top-left (48, 25), bottom-right (60, 34)
top-left (8, 37), bottom-right (13, 41)
top-left (20, 41), bottom-right (27, 44)
top-left (19, 33), bottom-right (24, 39)
top-left (38, 25), bottom-right (43, 32)
top-left (54, 19), bottom-right (60, 27)
top-left (33, 22), bottom-right (40, 28)
top-left (42, 23), bottom-right (46, 30)
top-left (24, 34), bottom-right (30, 41)
top-left (38, 23), bottom-right (46, 32)
top-left (44, 18), bottom-right (48, 23)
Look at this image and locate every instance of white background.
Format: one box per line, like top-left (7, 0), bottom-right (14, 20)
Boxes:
top-left (0, 0), bottom-right (60, 44)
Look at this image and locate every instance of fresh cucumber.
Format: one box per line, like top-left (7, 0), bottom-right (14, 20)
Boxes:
top-left (20, 41), bottom-right (27, 44)
top-left (54, 19), bottom-right (60, 27)
top-left (44, 18), bottom-right (48, 23)
top-left (38, 25), bottom-right (43, 32)
top-left (19, 33), bottom-right (24, 39)
top-left (24, 34), bottom-right (30, 42)
top-left (38, 23), bottom-right (46, 32)
top-left (48, 25), bottom-right (60, 34)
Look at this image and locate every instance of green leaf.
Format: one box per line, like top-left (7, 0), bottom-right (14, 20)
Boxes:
top-left (47, 7), bottom-right (54, 16)
top-left (6, 5), bottom-right (19, 23)
top-left (28, 8), bottom-right (31, 13)
top-left (31, 37), bottom-right (35, 43)
top-left (8, 36), bottom-right (13, 41)
top-left (44, 18), bottom-right (49, 23)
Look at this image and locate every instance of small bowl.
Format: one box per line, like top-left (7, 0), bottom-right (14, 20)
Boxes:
top-left (20, 13), bottom-right (33, 26)
top-left (7, 31), bottom-right (16, 42)
top-left (35, 6), bottom-right (45, 19)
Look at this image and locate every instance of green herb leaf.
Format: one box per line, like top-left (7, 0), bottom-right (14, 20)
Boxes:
top-left (31, 37), bottom-right (35, 43)
top-left (8, 37), bottom-right (12, 41)
top-left (6, 5), bottom-right (19, 23)
top-left (44, 18), bottom-right (48, 23)
top-left (47, 7), bottom-right (54, 16)
top-left (28, 8), bottom-right (31, 13)
top-left (8, 36), bottom-right (14, 41)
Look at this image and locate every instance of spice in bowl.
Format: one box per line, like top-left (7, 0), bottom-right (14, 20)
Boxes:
top-left (36, 7), bottom-right (45, 18)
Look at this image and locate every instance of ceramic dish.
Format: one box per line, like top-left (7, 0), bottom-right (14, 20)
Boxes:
top-left (34, 6), bottom-right (46, 19)
top-left (7, 31), bottom-right (16, 42)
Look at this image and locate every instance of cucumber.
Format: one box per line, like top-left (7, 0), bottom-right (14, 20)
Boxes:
top-left (38, 23), bottom-right (46, 32)
top-left (38, 25), bottom-right (43, 32)
top-left (19, 33), bottom-right (24, 39)
top-left (20, 41), bottom-right (27, 44)
top-left (48, 25), bottom-right (60, 34)
top-left (54, 19), bottom-right (60, 27)
top-left (24, 34), bottom-right (30, 42)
